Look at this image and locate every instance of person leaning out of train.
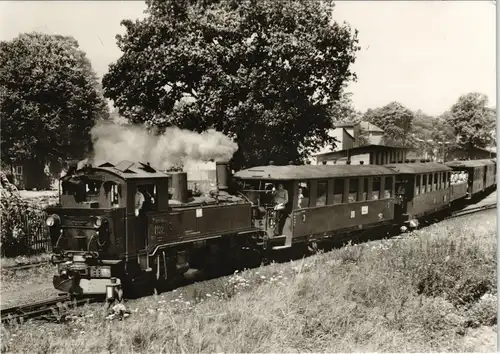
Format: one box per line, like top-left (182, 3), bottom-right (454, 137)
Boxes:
top-left (297, 187), bottom-right (304, 208)
top-left (135, 189), bottom-right (145, 216)
top-left (273, 183), bottom-right (289, 210)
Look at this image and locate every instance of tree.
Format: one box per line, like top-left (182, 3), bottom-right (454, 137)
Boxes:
top-left (354, 125), bottom-right (370, 147)
top-left (363, 102), bottom-right (415, 147)
top-left (329, 91), bottom-right (362, 125)
top-left (446, 93), bottom-right (495, 149)
top-left (102, 0), bottom-right (360, 169)
top-left (0, 32), bottom-right (109, 185)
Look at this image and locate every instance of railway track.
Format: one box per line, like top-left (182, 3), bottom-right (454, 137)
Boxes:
top-left (0, 295), bottom-right (100, 325)
top-left (2, 261), bottom-right (51, 271)
top-left (447, 202), bottom-right (497, 219)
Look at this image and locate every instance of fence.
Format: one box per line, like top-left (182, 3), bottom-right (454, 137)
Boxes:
top-left (1, 212), bottom-right (52, 257)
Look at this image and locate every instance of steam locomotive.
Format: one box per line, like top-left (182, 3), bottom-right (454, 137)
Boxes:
top-left (45, 158), bottom-right (496, 300)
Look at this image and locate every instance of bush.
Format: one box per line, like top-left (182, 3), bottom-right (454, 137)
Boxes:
top-left (0, 187), bottom-right (49, 257)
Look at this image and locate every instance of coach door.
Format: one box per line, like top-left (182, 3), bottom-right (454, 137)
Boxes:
top-left (395, 175), bottom-right (410, 216)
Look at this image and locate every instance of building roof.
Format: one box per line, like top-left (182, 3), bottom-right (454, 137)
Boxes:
top-left (359, 121), bottom-right (384, 133)
top-left (445, 159), bottom-right (495, 168)
top-left (333, 121), bottom-right (384, 133)
top-left (234, 164), bottom-right (397, 181)
top-left (333, 121), bottom-right (356, 128)
top-left (385, 162), bottom-right (452, 174)
top-left (314, 144), bottom-right (410, 158)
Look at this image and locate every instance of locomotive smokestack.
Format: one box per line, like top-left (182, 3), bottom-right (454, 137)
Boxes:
top-left (216, 161), bottom-right (229, 191)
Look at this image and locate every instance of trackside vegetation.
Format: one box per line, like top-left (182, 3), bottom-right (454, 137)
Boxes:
top-left (1, 211), bottom-right (496, 353)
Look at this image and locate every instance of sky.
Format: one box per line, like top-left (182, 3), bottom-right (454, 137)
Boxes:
top-left (0, 1), bottom-right (496, 117)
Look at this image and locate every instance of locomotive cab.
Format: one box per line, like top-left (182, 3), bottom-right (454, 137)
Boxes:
top-left (47, 160), bottom-right (170, 297)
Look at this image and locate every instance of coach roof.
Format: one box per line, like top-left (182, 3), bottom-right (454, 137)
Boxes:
top-left (385, 162), bottom-right (452, 174)
top-left (234, 164), bottom-right (396, 180)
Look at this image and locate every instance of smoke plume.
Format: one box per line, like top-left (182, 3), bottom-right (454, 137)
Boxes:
top-left (90, 120), bottom-right (238, 170)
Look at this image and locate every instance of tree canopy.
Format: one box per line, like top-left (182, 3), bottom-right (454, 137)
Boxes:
top-left (363, 102), bottom-right (415, 147)
top-left (446, 92), bottom-right (496, 149)
top-left (329, 92), bottom-right (362, 125)
top-left (0, 33), bottom-right (109, 168)
top-left (102, 0), bottom-right (360, 169)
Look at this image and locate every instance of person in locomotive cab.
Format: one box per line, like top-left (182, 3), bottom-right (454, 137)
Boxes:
top-left (135, 189), bottom-right (145, 217)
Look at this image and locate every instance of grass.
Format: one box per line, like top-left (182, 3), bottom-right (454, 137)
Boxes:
top-left (0, 211), bottom-right (496, 353)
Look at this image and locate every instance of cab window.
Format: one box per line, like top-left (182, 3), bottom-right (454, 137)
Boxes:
top-left (415, 175), bottom-right (421, 195)
top-left (137, 184), bottom-right (158, 211)
top-left (103, 181), bottom-right (120, 207)
top-left (85, 180), bottom-right (101, 196)
top-left (62, 177), bottom-right (102, 204)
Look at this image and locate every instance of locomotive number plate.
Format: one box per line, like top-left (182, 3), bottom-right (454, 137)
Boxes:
top-left (152, 217), bottom-right (167, 237)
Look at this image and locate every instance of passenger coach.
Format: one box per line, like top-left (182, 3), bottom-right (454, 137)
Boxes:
top-left (385, 162), bottom-right (452, 228)
top-left (234, 164), bottom-right (399, 250)
top-left (445, 159), bottom-right (496, 199)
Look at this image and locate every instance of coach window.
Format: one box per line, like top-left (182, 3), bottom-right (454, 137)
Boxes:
top-left (384, 176), bottom-right (393, 198)
top-left (415, 175), bottom-right (421, 195)
top-left (348, 178), bottom-right (358, 203)
top-left (442, 172), bottom-right (446, 188)
top-left (316, 180), bottom-right (328, 207)
top-left (361, 178), bottom-right (368, 201)
top-left (434, 173), bottom-right (438, 190)
top-left (372, 177), bottom-right (381, 200)
top-left (429, 174), bottom-right (434, 192)
top-left (333, 179), bottom-right (344, 204)
top-left (422, 174), bottom-right (427, 193)
top-left (297, 181), bottom-right (310, 208)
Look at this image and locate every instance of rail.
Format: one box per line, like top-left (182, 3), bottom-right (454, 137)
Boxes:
top-left (0, 295), bottom-right (100, 325)
top-left (447, 203), bottom-right (497, 219)
top-left (2, 261), bottom-right (51, 271)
